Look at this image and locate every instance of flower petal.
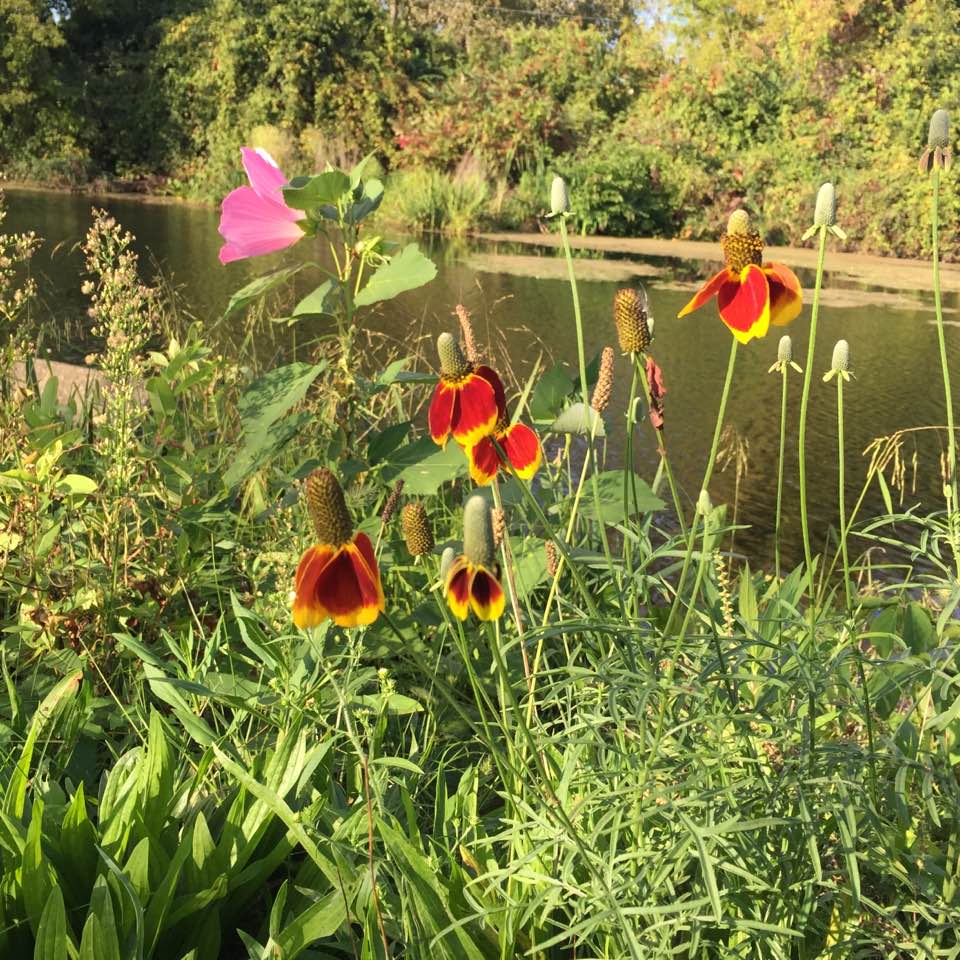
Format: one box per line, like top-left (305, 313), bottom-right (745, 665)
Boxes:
top-left (677, 269), bottom-right (734, 318)
top-left (450, 372), bottom-right (498, 447)
top-left (445, 558), bottom-right (472, 620)
top-left (501, 423), bottom-right (541, 479)
top-left (469, 565), bottom-right (505, 621)
top-left (429, 379), bottom-right (457, 446)
top-left (763, 262), bottom-right (803, 327)
top-left (474, 365), bottom-right (507, 420)
top-left (349, 533), bottom-right (385, 615)
top-left (218, 185), bottom-right (305, 264)
top-left (293, 545), bottom-right (335, 628)
top-left (466, 435), bottom-right (501, 485)
top-left (310, 545), bottom-right (379, 628)
top-left (241, 147), bottom-right (288, 200)
top-left (717, 264), bottom-right (770, 343)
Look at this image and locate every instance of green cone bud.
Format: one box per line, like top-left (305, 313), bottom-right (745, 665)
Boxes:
top-left (697, 488), bottom-right (713, 516)
top-left (831, 339), bottom-right (850, 373)
top-left (463, 494), bottom-right (495, 567)
top-left (437, 332), bottom-right (470, 378)
top-left (777, 335), bottom-right (793, 364)
top-left (550, 176), bottom-right (570, 216)
top-left (929, 109), bottom-right (950, 149)
top-left (726, 209), bottom-right (750, 236)
top-left (440, 546), bottom-right (456, 580)
top-left (814, 182), bottom-right (836, 227)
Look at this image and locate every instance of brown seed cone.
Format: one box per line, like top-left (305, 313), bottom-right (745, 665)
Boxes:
top-left (545, 540), bottom-right (559, 578)
top-left (305, 469), bottom-right (353, 545)
top-left (401, 501), bottom-right (434, 557)
top-left (720, 230), bottom-right (763, 273)
top-left (456, 304), bottom-right (480, 363)
top-left (492, 506), bottom-right (506, 549)
top-left (380, 479), bottom-right (405, 525)
top-left (613, 288), bottom-right (651, 353)
top-left (591, 346), bottom-right (615, 413)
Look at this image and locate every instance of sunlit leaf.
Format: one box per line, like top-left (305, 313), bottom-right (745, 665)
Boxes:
top-left (354, 243), bottom-right (437, 306)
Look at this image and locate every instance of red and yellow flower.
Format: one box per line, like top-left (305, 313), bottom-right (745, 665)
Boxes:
top-left (465, 418), bottom-right (541, 485)
top-left (293, 469), bottom-right (385, 629)
top-left (428, 333), bottom-right (505, 448)
top-left (678, 210), bottom-right (802, 345)
top-left (444, 495), bottom-right (505, 621)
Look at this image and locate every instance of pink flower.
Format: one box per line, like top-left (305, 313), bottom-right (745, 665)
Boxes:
top-left (218, 148), bottom-right (306, 264)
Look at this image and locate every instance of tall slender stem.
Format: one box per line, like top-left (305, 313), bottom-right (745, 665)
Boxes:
top-left (774, 368), bottom-right (789, 580)
top-left (931, 169), bottom-right (960, 581)
top-left (837, 375), bottom-right (851, 609)
top-left (664, 337), bottom-right (738, 635)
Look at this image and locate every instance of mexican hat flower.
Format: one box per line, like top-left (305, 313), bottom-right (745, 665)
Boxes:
top-left (292, 469), bottom-right (385, 629)
top-left (445, 495), bottom-right (505, 621)
top-left (428, 333), bottom-right (505, 448)
top-left (218, 148), bottom-right (306, 264)
top-left (677, 210), bottom-right (802, 345)
top-left (465, 418), bottom-right (541, 485)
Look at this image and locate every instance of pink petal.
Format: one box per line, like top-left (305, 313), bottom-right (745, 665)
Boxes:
top-left (217, 186), bottom-right (305, 264)
top-left (241, 147), bottom-right (289, 200)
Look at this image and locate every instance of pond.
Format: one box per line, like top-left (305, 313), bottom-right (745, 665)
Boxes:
top-left (7, 186), bottom-right (959, 571)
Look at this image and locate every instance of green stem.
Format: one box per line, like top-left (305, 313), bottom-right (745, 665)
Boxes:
top-left (837, 375), bottom-right (851, 609)
top-left (665, 337), bottom-right (738, 635)
top-left (558, 216), bottom-right (615, 579)
top-left (774, 368), bottom-right (788, 580)
top-left (931, 169), bottom-right (960, 580)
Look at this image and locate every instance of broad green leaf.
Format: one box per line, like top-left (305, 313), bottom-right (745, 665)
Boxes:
top-left (237, 362), bottom-right (327, 435)
top-left (34, 886), bottom-right (68, 960)
top-left (60, 783), bottom-right (99, 905)
top-left (738, 563), bottom-right (759, 632)
top-left (55, 474), bottom-right (98, 496)
top-left (223, 265), bottom-right (305, 321)
top-left (354, 244), bottom-right (436, 306)
top-left (368, 421), bottom-right (411, 466)
top-left (529, 364), bottom-right (574, 421)
top-left (223, 411), bottom-right (311, 490)
top-left (573, 470), bottom-right (665, 524)
top-left (902, 601), bottom-right (934, 654)
top-left (545, 402), bottom-right (605, 437)
top-left (282, 171), bottom-right (351, 210)
top-left (22, 798), bottom-right (55, 935)
top-left (269, 889), bottom-right (348, 957)
top-left (344, 178), bottom-right (384, 224)
top-left (140, 711), bottom-right (174, 837)
top-left (395, 442), bottom-right (466, 495)
top-left (87, 876), bottom-right (121, 960)
top-left (291, 279), bottom-right (340, 318)
top-left (98, 846), bottom-right (145, 960)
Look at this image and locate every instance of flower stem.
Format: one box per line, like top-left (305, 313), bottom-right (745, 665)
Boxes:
top-left (665, 337), bottom-right (738, 635)
top-left (837, 374), bottom-right (851, 609)
top-left (775, 367), bottom-right (789, 580)
top-left (931, 169), bottom-right (960, 581)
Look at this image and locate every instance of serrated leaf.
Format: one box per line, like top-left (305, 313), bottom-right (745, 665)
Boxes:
top-left (546, 402), bottom-right (605, 437)
top-left (355, 244), bottom-right (436, 306)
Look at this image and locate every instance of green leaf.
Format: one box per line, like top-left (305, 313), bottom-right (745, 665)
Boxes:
top-left (60, 783), bottom-right (99, 906)
top-left (223, 265), bottom-right (305, 321)
top-left (545, 402), bottom-right (605, 437)
top-left (344, 178), bottom-right (384, 225)
top-left (354, 244), bottom-right (437, 306)
top-left (34, 886), bottom-right (69, 960)
top-left (368, 422), bottom-right (411, 466)
top-left (282, 171), bottom-right (351, 210)
top-left (22, 798), bottom-right (55, 936)
top-left (55, 474), bottom-right (98, 496)
top-left (574, 470), bottom-right (665, 524)
top-left (530, 364), bottom-right (574, 421)
top-left (238, 362), bottom-right (327, 435)
top-left (291, 279), bottom-right (340, 318)
top-left (223, 411), bottom-right (311, 489)
top-left (395, 442), bottom-right (466, 495)
top-left (269, 888), bottom-right (348, 957)
top-left (903, 601), bottom-right (934, 654)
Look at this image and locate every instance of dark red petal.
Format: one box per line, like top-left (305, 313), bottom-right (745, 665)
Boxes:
top-left (469, 565), bottom-right (505, 621)
top-left (466, 436), bottom-right (501, 485)
top-left (312, 547), bottom-right (373, 628)
top-left (763, 262), bottom-right (803, 327)
top-left (501, 423), bottom-right (541, 479)
top-left (445, 559), bottom-right (472, 620)
top-left (349, 533), bottom-right (385, 615)
top-left (717, 264), bottom-right (770, 343)
top-left (429, 380), bottom-right (457, 446)
top-left (450, 373), bottom-right (498, 446)
top-left (677, 269), bottom-right (734, 318)
top-left (293, 545), bottom-right (336, 628)
top-left (474, 365), bottom-right (507, 420)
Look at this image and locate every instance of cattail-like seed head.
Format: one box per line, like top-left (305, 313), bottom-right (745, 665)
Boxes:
top-left (305, 469), bottom-right (353, 545)
top-left (437, 332), bottom-right (470, 378)
top-left (545, 540), bottom-right (559, 577)
top-left (591, 346), bottom-right (615, 412)
top-left (440, 546), bottom-right (456, 580)
top-left (463, 495), bottom-right (495, 567)
top-left (613, 288), bottom-right (652, 353)
top-left (455, 304), bottom-right (479, 363)
top-left (380, 479), bottom-right (404, 525)
top-left (831, 339), bottom-right (850, 373)
top-left (491, 506), bottom-right (506, 549)
top-left (813, 182), bottom-right (836, 227)
top-left (777, 335), bottom-right (793, 364)
top-left (550, 176), bottom-right (570, 216)
top-left (401, 501), bottom-right (434, 556)
top-left (929, 109), bottom-right (950, 148)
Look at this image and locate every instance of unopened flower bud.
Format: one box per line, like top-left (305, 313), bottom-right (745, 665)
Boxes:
top-left (591, 347), bottom-right (615, 413)
top-left (437, 332), bottom-right (470, 378)
top-left (813, 182), bottom-right (836, 227)
top-left (929, 109), bottom-right (950, 149)
top-left (463, 495), bottom-right (495, 567)
top-left (831, 339), bottom-right (850, 373)
top-left (697, 488), bottom-right (712, 516)
top-left (305, 469), bottom-right (353, 545)
top-left (777, 335), bottom-right (793, 363)
top-left (440, 546), bottom-right (456, 581)
top-left (401, 502), bottom-right (434, 556)
top-left (726, 209), bottom-right (750, 236)
top-left (550, 176), bottom-right (570, 216)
